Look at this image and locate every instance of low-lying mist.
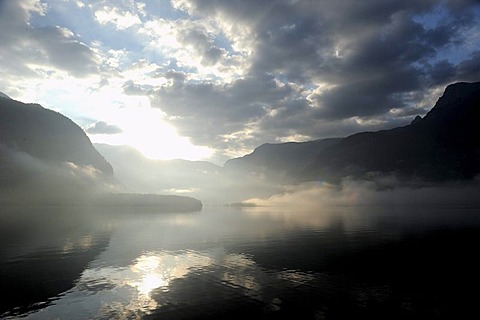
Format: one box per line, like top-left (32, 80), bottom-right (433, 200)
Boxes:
top-left (94, 143), bottom-right (282, 205)
top-left (4, 139), bottom-right (480, 209)
top-left (94, 144), bottom-right (480, 207)
top-left (0, 146), bottom-right (119, 204)
top-left (245, 177), bottom-right (480, 208)
top-left (0, 146), bottom-right (202, 211)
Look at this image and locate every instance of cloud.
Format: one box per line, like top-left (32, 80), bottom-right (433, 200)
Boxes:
top-left (0, 0), bottom-right (99, 79)
top-left (456, 51), bottom-right (480, 81)
top-left (94, 5), bottom-right (142, 30)
top-left (86, 121), bottom-right (123, 135)
top-left (139, 0), bottom-right (480, 156)
top-left (1, 0), bottom-right (479, 161)
top-left (146, 73), bottom-right (294, 154)
top-left (31, 26), bottom-right (99, 76)
top-left (176, 26), bottom-right (226, 66)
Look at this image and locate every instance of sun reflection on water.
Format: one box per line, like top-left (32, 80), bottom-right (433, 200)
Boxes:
top-left (137, 273), bottom-right (166, 296)
top-left (75, 250), bottom-right (215, 317)
top-left (130, 254), bottom-right (164, 296)
top-left (11, 244), bottom-right (320, 319)
top-left (129, 251), bottom-right (213, 297)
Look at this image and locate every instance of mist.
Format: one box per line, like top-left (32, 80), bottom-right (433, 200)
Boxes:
top-left (245, 177), bottom-right (480, 208)
top-left (94, 143), bottom-right (281, 205)
top-left (0, 145), bottom-right (119, 204)
top-left (92, 143), bottom-right (480, 207)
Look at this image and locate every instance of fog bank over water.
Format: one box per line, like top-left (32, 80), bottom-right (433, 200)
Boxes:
top-left (246, 178), bottom-right (480, 208)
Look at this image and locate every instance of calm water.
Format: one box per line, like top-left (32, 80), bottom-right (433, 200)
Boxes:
top-left (1, 205), bottom-right (480, 319)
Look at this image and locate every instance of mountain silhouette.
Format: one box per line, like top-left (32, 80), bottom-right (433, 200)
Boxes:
top-left (0, 95), bottom-right (113, 175)
top-left (224, 138), bottom-right (341, 183)
top-left (0, 92), bottom-right (11, 100)
top-left (227, 81), bottom-right (480, 184)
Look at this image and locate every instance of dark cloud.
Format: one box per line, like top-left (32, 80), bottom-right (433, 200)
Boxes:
top-left (123, 79), bottom-right (154, 95)
top-left (426, 60), bottom-right (457, 86)
top-left (176, 26), bottom-right (225, 66)
top-left (245, 1), bottom-right (474, 121)
top-left (311, 70), bottom-right (421, 119)
top-left (148, 73), bottom-right (294, 147)
top-left (86, 121), bottom-right (123, 135)
top-left (456, 51), bottom-right (480, 82)
top-left (178, 0), bottom-right (285, 24)
top-left (154, 0), bottom-right (480, 154)
top-left (257, 105), bottom-right (414, 145)
top-left (31, 26), bottom-right (99, 77)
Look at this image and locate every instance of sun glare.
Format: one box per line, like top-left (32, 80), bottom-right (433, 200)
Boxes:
top-left (13, 61), bottom-right (213, 162)
top-left (88, 103), bottom-right (214, 161)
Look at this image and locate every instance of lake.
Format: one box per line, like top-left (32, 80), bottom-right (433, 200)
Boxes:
top-left (1, 204), bottom-right (479, 319)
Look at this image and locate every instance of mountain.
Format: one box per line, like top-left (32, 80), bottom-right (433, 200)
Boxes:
top-left (227, 81), bottom-right (480, 184)
top-left (0, 95), bottom-right (116, 203)
top-left (304, 81), bottom-right (480, 182)
top-left (0, 92), bottom-right (11, 99)
top-left (0, 95), bottom-right (113, 175)
top-left (224, 138), bottom-right (341, 183)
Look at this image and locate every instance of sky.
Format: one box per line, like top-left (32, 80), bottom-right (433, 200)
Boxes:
top-left (1, 0), bottom-right (479, 164)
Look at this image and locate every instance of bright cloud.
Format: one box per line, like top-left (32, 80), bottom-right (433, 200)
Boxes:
top-left (94, 6), bottom-right (142, 30)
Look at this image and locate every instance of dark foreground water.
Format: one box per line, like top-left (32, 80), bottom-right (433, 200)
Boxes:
top-left (1, 204), bottom-right (480, 319)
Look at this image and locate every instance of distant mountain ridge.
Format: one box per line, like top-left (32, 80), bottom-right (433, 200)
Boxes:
top-left (94, 143), bottom-right (277, 204)
top-left (224, 138), bottom-right (341, 183)
top-left (227, 81), bottom-right (480, 183)
top-left (94, 143), bottom-right (222, 194)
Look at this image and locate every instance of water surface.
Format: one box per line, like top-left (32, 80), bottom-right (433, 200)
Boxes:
top-left (1, 205), bottom-right (479, 319)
